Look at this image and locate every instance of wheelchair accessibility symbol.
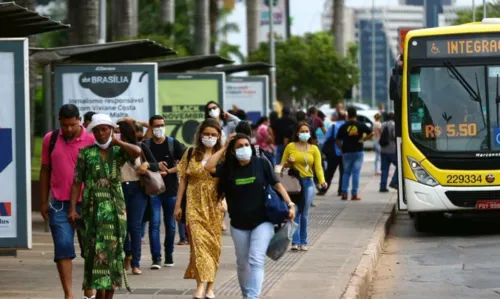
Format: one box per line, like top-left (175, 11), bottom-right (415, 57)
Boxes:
top-left (0, 128), bottom-right (13, 173)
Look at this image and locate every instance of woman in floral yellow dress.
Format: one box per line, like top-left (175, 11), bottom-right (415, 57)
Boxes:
top-left (174, 119), bottom-right (225, 299)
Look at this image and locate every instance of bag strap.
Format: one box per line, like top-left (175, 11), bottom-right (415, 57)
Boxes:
top-left (48, 129), bottom-right (59, 175)
top-left (167, 137), bottom-right (175, 159)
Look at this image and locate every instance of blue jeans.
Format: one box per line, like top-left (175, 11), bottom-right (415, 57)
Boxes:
top-left (178, 221), bottom-right (187, 241)
top-left (231, 222), bottom-right (274, 299)
top-left (374, 142), bottom-right (381, 173)
top-left (275, 144), bottom-right (285, 165)
top-left (341, 151), bottom-right (364, 196)
top-left (149, 194), bottom-right (176, 263)
top-left (292, 178), bottom-right (314, 246)
top-left (48, 198), bottom-right (82, 262)
top-left (122, 181), bottom-right (148, 268)
top-left (380, 152), bottom-right (398, 190)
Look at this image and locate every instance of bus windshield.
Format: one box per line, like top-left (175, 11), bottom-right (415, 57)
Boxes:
top-left (408, 65), bottom-right (500, 152)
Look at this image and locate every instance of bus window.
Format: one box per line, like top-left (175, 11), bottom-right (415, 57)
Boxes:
top-left (408, 66), bottom-right (488, 152)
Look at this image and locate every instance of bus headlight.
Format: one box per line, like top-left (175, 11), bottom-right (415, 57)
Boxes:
top-left (407, 157), bottom-right (438, 187)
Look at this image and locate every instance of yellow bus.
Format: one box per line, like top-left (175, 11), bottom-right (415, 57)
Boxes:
top-left (390, 19), bottom-right (500, 231)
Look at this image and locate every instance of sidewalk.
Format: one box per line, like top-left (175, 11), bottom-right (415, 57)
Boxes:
top-left (0, 152), bottom-right (396, 299)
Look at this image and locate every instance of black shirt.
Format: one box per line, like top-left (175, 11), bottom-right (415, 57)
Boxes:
top-left (272, 117), bottom-right (296, 145)
top-left (147, 137), bottom-right (185, 197)
top-left (214, 157), bottom-right (278, 230)
top-left (336, 120), bottom-right (372, 153)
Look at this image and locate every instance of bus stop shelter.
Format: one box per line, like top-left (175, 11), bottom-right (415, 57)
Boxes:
top-left (157, 54), bottom-right (233, 73)
top-left (201, 62), bottom-right (272, 75)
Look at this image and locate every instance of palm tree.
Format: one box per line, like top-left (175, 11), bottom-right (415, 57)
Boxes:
top-left (194, 0), bottom-right (210, 55)
top-left (160, 0), bottom-right (175, 24)
top-left (209, 0), bottom-right (218, 53)
top-left (16, 0), bottom-right (37, 154)
top-left (246, 0), bottom-right (259, 55)
top-left (112, 0), bottom-right (138, 40)
top-left (331, 0), bottom-right (345, 55)
top-left (68, 0), bottom-right (99, 44)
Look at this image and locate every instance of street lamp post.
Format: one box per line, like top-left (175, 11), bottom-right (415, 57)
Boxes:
top-left (371, 0), bottom-right (376, 108)
top-left (269, 0), bottom-right (277, 111)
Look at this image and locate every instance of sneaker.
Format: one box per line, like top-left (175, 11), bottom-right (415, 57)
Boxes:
top-left (164, 255), bottom-right (174, 267)
top-left (351, 195), bottom-right (361, 201)
top-left (389, 184), bottom-right (399, 190)
top-left (150, 261), bottom-right (162, 270)
top-left (177, 240), bottom-right (189, 245)
top-left (341, 194), bottom-right (348, 200)
top-left (379, 189), bottom-right (389, 193)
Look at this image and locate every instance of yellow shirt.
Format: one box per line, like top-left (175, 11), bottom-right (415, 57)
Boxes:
top-left (281, 142), bottom-right (325, 184)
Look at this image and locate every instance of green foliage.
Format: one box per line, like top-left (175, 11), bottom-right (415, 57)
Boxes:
top-left (248, 32), bottom-right (359, 106)
top-left (453, 1), bottom-right (500, 25)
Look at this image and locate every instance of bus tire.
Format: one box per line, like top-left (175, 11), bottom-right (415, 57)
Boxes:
top-left (413, 212), bottom-right (439, 233)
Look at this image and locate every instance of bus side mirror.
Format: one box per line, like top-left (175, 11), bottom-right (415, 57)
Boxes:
top-left (389, 70), bottom-right (402, 102)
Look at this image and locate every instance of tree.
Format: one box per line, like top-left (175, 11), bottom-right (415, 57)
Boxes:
top-left (67, 0), bottom-right (99, 44)
top-left (112, 0), bottom-right (138, 40)
top-left (248, 32), bottom-right (359, 106)
top-left (453, 2), bottom-right (500, 25)
top-left (160, 0), bottom-right (175, 27)
top-left (246, 0), bottom-right (259, 55)
top-left (331, 0), bottom-right (345, 54)
top-left (209, 0), bottom-right (218, 53)
top-left (195, 0), bottom-right (210, 55)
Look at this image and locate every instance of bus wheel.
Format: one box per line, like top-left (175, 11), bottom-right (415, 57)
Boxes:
top-left (414, 213), bottom-right (439, 233)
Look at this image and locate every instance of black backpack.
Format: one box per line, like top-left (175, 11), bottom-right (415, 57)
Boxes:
top-left (379, 123), bottom-right (391, 147)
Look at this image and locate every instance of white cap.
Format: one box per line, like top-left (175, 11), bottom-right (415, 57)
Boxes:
top-left (87, 113), bottom-right (117, 132)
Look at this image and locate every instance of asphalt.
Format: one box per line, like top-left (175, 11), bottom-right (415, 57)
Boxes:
top-left (0, 152), bottom-right (397, 299)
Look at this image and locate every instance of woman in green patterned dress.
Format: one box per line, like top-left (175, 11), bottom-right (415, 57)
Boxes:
top-left (68, 114), bottom-right (142, 299)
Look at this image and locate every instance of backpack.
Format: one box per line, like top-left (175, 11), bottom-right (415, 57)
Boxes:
top-left (379, 123), bottom-right (391, 147)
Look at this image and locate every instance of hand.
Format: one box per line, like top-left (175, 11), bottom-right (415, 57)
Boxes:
top-left (137, 162), bottom-right (149, 175)
top-left (40, 202), bottom-right (49, 221)
top-left (321, 182), bottom-right (328, 189)
top-left (288, 206), bottom-right (296, 220)
top-left (174, 205), bottom-right (183, 222)
top-left (117, 116), bottom-right (134, 123)
top-left (67, 208), bottom-right (80, 228)
top-left (159, 161), bottom-right (168, 172)
top-left (223, 112), bottom-right (231, 120)
top-left (218, 199), bottom-right (228, 212)
top-left (225, 133), bottom-right (236, 147)
top-left (160, 171), bottom-right (168, 177)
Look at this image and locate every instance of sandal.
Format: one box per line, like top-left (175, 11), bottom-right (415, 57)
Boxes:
top-left (291, 245), bottom-right (299, 251)
top-left (132, 267), bottom-right (142, 275)
top-left (300, 246), bottom-right (309, 251)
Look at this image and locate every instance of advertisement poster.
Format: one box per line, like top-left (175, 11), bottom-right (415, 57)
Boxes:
top-left (158, 73), bottom-right (225, 146)
top-left (55, 64), bottom-right (158, 122)
top-left (259, 0), bottom-right (288, 42)
top-left (225, 76), bottom-right (269, 123)
top-left (0, 39), bottom-right (31, 249)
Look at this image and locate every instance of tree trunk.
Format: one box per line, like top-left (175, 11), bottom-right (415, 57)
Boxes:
top-left (68, 0), bottom-right (99, 45)
top-left (194, 0), bottom-right (210, 55)
top-left (332, 0), bottom-right (345, 55)
top-left (209, 0), bottom-right (218, 54)
top-left (246, 0), bottom-right (259, 55)
top-left (160, 0), bottom-right (175, 24)
top-left (112, 0), bottom-right (138, 40)
top-left (15, 0), bottom-right (37, 155)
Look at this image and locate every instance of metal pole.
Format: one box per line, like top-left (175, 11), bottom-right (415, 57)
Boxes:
top-left (269, 1), bottom-right (277, 110)
top-left (483, 0), bottom-right (487, 19)
top-left (473, 0), bottom-right (476, 22)
top-left (98, 0), bottom-right (107, 44)
top-left (43, 64), bottom-right (52, 133)
top-left (371, 0), bottom-right (376, 108)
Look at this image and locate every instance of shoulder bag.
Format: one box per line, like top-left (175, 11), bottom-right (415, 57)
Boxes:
top-left (139, 150), bottom-right (166, 196)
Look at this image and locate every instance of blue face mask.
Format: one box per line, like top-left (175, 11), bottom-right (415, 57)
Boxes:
top-left (235, 146), bottom-right (252, 161)
top-left (298, 133), bottom-right (311, 142)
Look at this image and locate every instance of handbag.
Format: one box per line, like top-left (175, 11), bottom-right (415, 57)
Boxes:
top-left (266, 220), bottom-right (298, 261)
top-left (260, 159), bottom-right (290, 225)
top-left (274, 165), bottom-right (302, 195)
top-left (139, 152), bottom-right (166, 196)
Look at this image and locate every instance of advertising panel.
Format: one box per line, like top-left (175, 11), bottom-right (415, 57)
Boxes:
top-left (0, 38), bottom-right (31, 249)
top-left (55, 63), bottom-right (157, 122)
top-left (259, 0), bottom-right (288, 42)
top-left (224, 76), bottom-right (269, 123)
top-left (158, 73), bottom-right (225, 146)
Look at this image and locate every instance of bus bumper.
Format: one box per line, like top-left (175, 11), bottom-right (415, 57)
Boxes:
top-left (404, 179), bottom-right (500, 212)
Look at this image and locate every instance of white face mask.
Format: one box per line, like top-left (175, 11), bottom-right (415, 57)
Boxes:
top-left (235, 146), bottom-right (252, 161)
top-left (95, 133), bottom-right (113, 150)
top-left (153, 127), bottom-right (165, 139)
top-left (201, 136), bottom-right (217, 148)
top-left (209, 108), bottom-right (220, 119)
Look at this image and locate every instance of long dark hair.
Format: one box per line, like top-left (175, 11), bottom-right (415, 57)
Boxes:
top-left (193, 118), bottom-right (222, 162)
top-left (117, 120), bottom-right (137, 145)
top-left (217, 133), bottom-right (251, 199)
top-left (204, 101), bottom-right (225, 122)
top-left (292, 121), bottom-right (313, 144)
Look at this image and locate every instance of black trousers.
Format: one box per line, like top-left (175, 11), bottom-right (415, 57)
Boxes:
top-left (324, 153), bottom-right (343, 194)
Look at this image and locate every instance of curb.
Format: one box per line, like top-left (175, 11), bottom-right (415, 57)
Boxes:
top-left (339, 198), bottom-right (397, 299)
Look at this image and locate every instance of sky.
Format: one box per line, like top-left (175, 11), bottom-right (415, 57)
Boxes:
top-left (226, 0), bottom-right (477, 59)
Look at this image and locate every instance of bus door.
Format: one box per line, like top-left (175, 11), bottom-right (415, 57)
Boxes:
top-left (390, 66), bottom-right (408, 211)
